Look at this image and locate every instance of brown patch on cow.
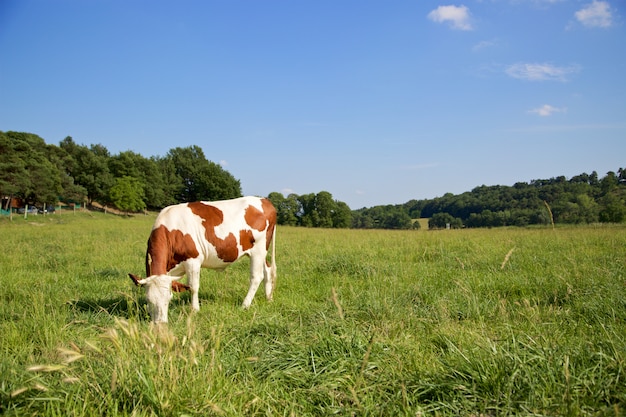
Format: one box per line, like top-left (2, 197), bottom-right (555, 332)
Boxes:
top-left (148, 225), bottom-right (200, 275)
top-left (261, 198), bottom-right (277, 251)
top-left (245, 205), bottom-right (267, 231)
top-left (188, 202), bottom-right (239, 263)
top-left (240, 229), bottom-right (255, 251)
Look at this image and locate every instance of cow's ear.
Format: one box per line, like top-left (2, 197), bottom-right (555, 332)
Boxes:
top-left (172, 281), bottom-right (190, 293)
top-left (129, 273), bottom-right (143, 287)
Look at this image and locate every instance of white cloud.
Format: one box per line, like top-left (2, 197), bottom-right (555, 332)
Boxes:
top-left (528, 104), bottom-right (567, 117)
top-left (219, 160), bottom-right (229, 167)
top-left (428, 5), bottom-right (473, 30)
top-left (472, 39), bottom-right (498, 51)
top-left (575, 1), bottom-right (612, 28)
top-left (281, 188), bottom-right (295, 195)
top-left (505, 62), bottom-right (580, 81)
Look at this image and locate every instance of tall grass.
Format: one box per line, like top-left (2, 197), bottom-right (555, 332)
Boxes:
top-left (1, 213), bottom-right (624, 415)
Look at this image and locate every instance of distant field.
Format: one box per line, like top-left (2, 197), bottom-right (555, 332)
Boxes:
top-left (1, 212), bottom-right (625, 416)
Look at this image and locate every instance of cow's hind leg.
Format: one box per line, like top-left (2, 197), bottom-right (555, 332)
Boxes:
top-left (263, 260), bottom-right (274, 301)
top-left (185, 263), bottom-right (201, 311)
top-left (242, 256), bottom-right (264, 308)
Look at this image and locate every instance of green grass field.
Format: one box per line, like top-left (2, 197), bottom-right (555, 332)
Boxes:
top-left (1, 212), bottom-right (625, 416)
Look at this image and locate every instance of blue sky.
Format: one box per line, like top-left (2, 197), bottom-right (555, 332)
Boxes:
top-left (1, 1), bottom-right (624, 208)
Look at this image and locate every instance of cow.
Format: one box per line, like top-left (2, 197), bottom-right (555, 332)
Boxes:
top-left (129, 196), bottom-right (277, 323)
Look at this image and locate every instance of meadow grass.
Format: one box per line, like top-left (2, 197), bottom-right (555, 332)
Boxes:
top-left (0, 212), bottom-right (624, 416)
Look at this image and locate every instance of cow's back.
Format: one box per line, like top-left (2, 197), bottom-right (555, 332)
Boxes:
top-left (149, 197), bottom-right (276, 273)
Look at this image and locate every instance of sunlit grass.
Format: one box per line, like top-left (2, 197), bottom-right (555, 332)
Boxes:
top-left (1, 213), bottom-right (625, 415)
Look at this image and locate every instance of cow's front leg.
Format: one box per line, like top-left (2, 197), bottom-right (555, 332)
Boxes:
top-left (242, 257), bottom-right (264, 308)
top-left (186, 264), bottom-right (201, 311)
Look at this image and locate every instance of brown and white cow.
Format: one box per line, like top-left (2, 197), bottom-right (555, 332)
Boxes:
top-left (129, 196), bottom-right (277, 322)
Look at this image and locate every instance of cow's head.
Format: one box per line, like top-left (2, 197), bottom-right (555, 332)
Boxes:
top-left (129, 273), bottom-right (184, 323)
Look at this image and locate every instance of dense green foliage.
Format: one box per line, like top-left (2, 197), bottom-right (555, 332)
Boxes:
top-left (355, 169), bottom-right (626, 229)
top-left (268, 191), bottom-right (353, 229)
top-left (0, 214), bottom-right (624, 415)
top-left (352, 204), bottom-right (417, 230)
top-left (0, 131), bottom-right (242, 211)
top-left (0, 131), bottom-right (83, 207)
top-left (109, 176), bottom-right (147, 214)
top-left (1, 131), bottom-right (624, 229)
top-left (428, 212), bottom-right (463, 230)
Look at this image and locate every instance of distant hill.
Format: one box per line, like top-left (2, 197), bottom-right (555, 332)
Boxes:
top-left (353, 169), bottom-right (626, 229)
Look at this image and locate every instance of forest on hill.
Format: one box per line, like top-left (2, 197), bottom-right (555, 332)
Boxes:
top-left (1, 131), bottom-right (625, 229)
top-left (268, 170), bottom-right (626, 229)
top-left (354, 169), bottom-right (626, 229)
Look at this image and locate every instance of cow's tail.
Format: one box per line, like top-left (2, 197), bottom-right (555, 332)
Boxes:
top-left (270, 225), bottom-right (277, 293)
top-left (145, 249), bottom-right (152, 276)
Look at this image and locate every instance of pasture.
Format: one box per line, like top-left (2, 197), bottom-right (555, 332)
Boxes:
top-left (0, 212), bottom-right (624, 416)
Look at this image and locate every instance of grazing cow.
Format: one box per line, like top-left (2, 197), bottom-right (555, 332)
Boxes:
top-left (129, 196), bottom-right (277, 323)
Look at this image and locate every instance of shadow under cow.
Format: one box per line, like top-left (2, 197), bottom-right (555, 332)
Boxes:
top-left (67, 289), bottom-right (213, 322)
top-left (68, 296), bottom-right (137, 320)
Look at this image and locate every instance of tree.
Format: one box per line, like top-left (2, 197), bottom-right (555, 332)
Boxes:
top-left (268, 192), bottom-right (299, 226)
top-left (404, 199), bottom-right (425, 219)
top-left (153, 156), bottom-right (184, 208)
top-left (0, 132), bottom-right (29, 209)
top-left (166, 146), bottom-right (241, 202)
top-left (352, 210), bottom-right (375, 228)
top-left (2, 132), bottom-right (62, 207)
top-left (382, 208), bottom-right (412, 229)
top-left (599, 192), bottom-right (626, 223)
top-left (59, 176), bottom-right (87, 206)
top-left (46, 140), bottom-right (87, 205)
top-left (602, 171), bottom-right (619, 191)
top-left (108, 150), bottom-right (144, 179)
top-left (109, 176), bottom-right (146, 214)
top-left (270, 191), bottom-right (351, 228)
top-left (202, 161), bottom-right (242, 200)
top-left (332, 201), bottom-right (352, 228)
top-left (26, 148), bottom-right (62, 205)
top-left (298, 193), bottom-right (318, 227)
top-left (108, 150), bottom-right (178, 209)
top-left (315, 191), bottom-right (335, 228)
top-left (429, 212), bottom-right (462, 229)
top-left (60, 138), bottom-right (114, 205)
top-left (351, 204), bottom-right (412, 229)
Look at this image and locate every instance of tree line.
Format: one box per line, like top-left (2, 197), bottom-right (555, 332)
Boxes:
top-left (267, 191), bottom-right (353, 228)
top-left (0, 131), bottom-right (241, 213)
top-left (355, 169), bottom-right (626, 229)
top-left (1, 131), bottom-right (624, 228)
top-left (0, 131), bottom-right (355, 226)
